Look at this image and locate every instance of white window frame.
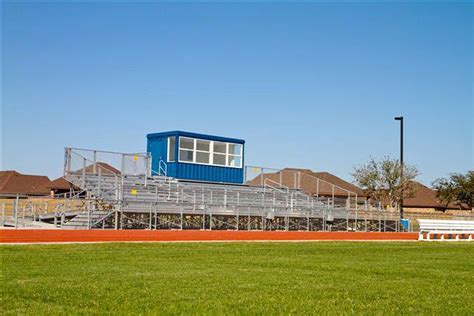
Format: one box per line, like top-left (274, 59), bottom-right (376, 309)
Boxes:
top-left (195, 139), bottom-right (211, 164)
top-left (178, 137), bottom-right (195, 163)
top-left (167, 136), bottom-right (176, 162)
top-left (177, 137), bottom-right (243, 168)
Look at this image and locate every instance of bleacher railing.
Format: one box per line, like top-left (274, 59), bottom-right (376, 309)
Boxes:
top-left (64, 147), bottom-right (151, 178)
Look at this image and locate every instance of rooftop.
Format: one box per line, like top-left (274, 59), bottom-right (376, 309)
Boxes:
top-left (147, 130), bottom-right (245, 144)
top-left (0, 171), bottom-right (51, 196)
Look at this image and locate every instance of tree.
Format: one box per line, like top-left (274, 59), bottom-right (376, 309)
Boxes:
top-left (432, 171), bottom-right (474, 209)
top-left (352, 156), bottom-right (419, 208)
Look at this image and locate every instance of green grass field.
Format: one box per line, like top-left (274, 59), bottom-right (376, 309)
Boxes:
top-left (1, 242), bottom-right (473, 315)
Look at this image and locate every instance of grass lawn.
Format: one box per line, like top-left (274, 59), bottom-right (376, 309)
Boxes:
top-left (1, 242), bottom-right (473, 315)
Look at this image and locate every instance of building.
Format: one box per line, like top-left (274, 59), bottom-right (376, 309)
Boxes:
top-left (49, 177), bottom-right (75, 195)
top-left (403, 181), bottom-right (471, 213)
top-left (147, 131), bottom-right (245, 184)
top-left (0, 170), bottom-right (51, 197)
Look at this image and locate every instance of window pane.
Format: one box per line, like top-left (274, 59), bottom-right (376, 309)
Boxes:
top-left (213, 153), bottom-right (226, 166)
top-left (168, 137), bottom-right (175, 162)
top-left (214, 142), bottom-right (227, 154)
top-left (228, 144), bottom-right (242, 156)
top-left (180, 137), bottom-right (194, 150)
top-left (196, 139), bottom-right (210, 152)
top-left (228, 155), bottom-right (242, 167)
top-left (179, 149), bottom-right (193, 162)
top-left (196, 151), bottom-right (210, 164)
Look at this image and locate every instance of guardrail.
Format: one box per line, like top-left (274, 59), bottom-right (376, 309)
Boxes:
top-left (64, 147), bottom-right (151, 177)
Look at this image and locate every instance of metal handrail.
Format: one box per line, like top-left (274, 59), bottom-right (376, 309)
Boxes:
top-left (264, 178), bottom-right (289, 194)
top-left (66, 147), bottom-right (151, 178)
top-left (66, 147), bottom-right (148, 156)
top-left (158, 159), bottom-right (167, 176)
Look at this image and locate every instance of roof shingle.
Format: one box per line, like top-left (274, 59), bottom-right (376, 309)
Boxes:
top-left (0, 171), bottom-right (51, 196)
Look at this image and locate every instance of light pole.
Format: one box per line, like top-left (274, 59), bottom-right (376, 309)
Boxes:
top-left (394, 116), bottom-right (404, 219)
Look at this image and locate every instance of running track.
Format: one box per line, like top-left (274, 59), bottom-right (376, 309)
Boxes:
top-left (0, 230), bottom-right (418, 243)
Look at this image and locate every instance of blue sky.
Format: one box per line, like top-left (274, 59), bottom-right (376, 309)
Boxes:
top-left (2, 1), bottom-right (472, 185)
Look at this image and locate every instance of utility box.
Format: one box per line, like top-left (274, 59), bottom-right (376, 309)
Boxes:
top-left (147, 131), bottom-right (245, 184)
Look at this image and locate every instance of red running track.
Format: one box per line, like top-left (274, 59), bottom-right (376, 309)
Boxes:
top-left (0, 230), bottom-right (418, 243)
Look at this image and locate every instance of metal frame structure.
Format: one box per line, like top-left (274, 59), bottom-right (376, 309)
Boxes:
top-left (56, 147), bottom-right (403, 231)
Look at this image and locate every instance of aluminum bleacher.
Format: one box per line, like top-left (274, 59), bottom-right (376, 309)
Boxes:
top-left (59, 147), bottom-right (400, 231)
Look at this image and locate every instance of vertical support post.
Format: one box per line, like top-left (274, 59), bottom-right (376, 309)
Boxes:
top-left (355, 204), bottom-right (358, 232)
top-left (347, 192), bottom-right (350, 210)
top-left (98, 168), bottom-right (102, 196)
top-left (1, 203), bottom-right (4, 227)
top-left (383, 210), bottom-right (387, 232)
top-left (224, 189), bottom-right (227, 207)
top-left (14, 194), bottom-right (19, 228)
top-left (154, 205), bottom-right (158, 230)
top-left (120, 208), bottom-right (123, 230)
top-left (144, 159), bottom-right (148, 187)
top-left (64, 148), bottom-right (70, 176)
top-left (395, 116), bottom-right (404, 219)
top-left (149, 203), bottom-right (152, 230)
top-left (378, 209), bottom-right (382, 232)
top-left (114, 175), bottom-right (119, 201)
top-left (346, 207), bottom-right (349, 231)
top-left (209, 212), bottom-right (212, 231)
top-left (115, 209), bottom-right (119, 230)
top-left (400, 118), bottom-right (404, 219)
top-left (121, 154), bottom-right (125, 175)
top-left (147, 155), bottom-right (151, 177)
top-left (236, 208), bottom-right (239, 231)
top-left (202, 208), bottom-right (206, 230)
top-left (248, 207), bottom-right (251, 231)
top-left (332, 186), bottom-right (335, 207)
top-left (82, 158), bottom-right (86, 188)
top-left (93, 151), bottom-right (97, 174)
top-left (322, 207), bottom-right (326, 232)
top-left (88, 197), bottom-right (91, 229)
top-left (364, 200), bottom-right (368, 232)
top-left (22, 206), bottom-right (26, 227)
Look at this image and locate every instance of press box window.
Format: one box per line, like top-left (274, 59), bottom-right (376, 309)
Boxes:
top-left (179, 149), bottom-right (194, 162)
top-left (178, 136), bottom-right (243, 168)
top-left (213, 142), bottom-right (227, 154)
top-left (228, 144), bottom-right (242, 155)
top-left (196, 152), bottom-right (210, 164)
top-left (228, 155), bottom-right (242, 168)
top-left (168, 137), bottom-right (176, 162)
top-left (180, 137), bottom-right (194, 150)
top-left (213, 153), bottom-right (226, 166)
top-left (179, 137), bottom-right (194, 162)
top-left (196, 139), bottom-right (210, 164)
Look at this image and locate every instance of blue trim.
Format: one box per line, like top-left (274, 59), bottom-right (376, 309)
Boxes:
top-left (147, 130), bottom-right (245, 144)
